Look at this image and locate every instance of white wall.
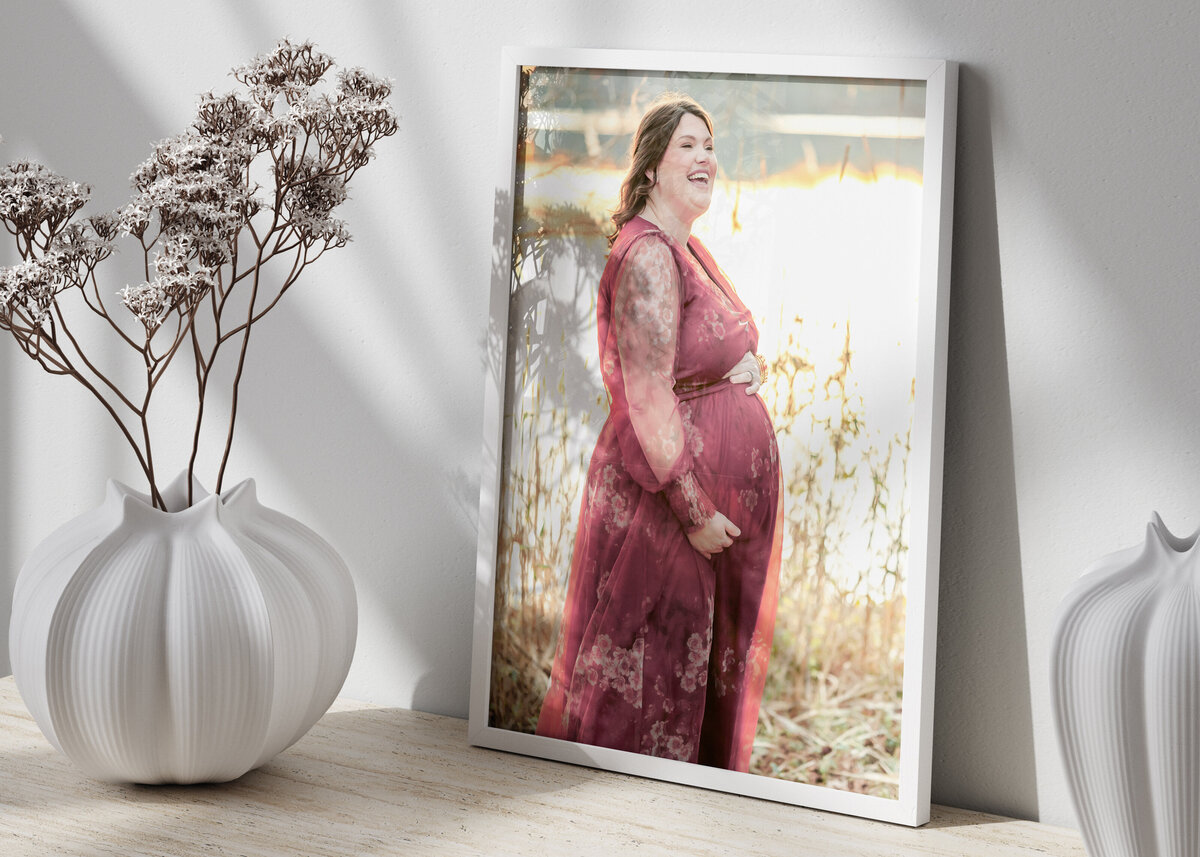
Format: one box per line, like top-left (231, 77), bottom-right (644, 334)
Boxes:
top-left (1, 0), bottom-right (1196, 830)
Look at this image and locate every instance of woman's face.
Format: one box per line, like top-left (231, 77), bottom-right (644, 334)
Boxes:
top-left (646, 112), bottom-right (716, 227)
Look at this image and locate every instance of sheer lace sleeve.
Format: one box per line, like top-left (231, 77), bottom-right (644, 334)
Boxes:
top-left (611, 237), bottom-right (716, 533)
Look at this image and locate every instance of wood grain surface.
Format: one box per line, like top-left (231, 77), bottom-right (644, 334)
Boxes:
top-left (0, 677), bottom-right (1083, 856)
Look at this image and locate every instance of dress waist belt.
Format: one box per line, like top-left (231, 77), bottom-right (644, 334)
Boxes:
top-left (673, 377), bottom-right (732, 401)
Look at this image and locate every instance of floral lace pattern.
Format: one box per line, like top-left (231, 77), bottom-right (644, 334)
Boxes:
top-left (612, 238), bottom-right (688, 487)
top-left (697, 307), bottom-right (727, 346)
top-left (577, 634), bottom-right (645, 708)
top-left (665, 471), bottom-right (717, 533)
top-left (536, 217), bottom-right (782, 773)
top-left (676, 628), bottom-right (712, 694)
top-left (592, 464), bottom-right (633, 534)
top-left (645, 719), bottom-right (696, 763)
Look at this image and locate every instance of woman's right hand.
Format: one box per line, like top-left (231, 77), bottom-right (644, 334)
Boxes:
top-left (723, 350), bottom-right (762, 395)
top-left (687, 511), bottom-right (741, 560)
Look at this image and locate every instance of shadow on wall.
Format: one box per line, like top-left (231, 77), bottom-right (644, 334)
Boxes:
top-left (223, 292), bottom-right (478, 717)
top-left (0, 3), bottom-right (166, 211)
top-left (0, 0), bottom-right (172, 679)
top-left (1, 356), bottom-right (10, 677)
top-left (0, 1), bottom-right (481, 709)
top-left (933, 65), bottom-right (1039, 821)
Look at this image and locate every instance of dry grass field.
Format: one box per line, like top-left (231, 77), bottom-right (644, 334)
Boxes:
top-left (489, 259), bottom-right (911, 797)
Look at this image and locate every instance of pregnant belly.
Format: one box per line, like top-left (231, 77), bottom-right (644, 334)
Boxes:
top-left (685, 386), bottom-right (779, 515)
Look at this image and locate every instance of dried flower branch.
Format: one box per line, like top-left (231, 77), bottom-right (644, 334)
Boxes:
top-left (0, 39), bottom-right (397, 508)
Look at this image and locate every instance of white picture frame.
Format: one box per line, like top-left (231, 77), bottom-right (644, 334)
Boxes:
top-left (471, 46), bottom-right (957, 827)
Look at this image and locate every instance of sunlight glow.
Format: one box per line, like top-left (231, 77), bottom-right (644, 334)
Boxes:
top-left (517, 165), bottom-right (924, 599)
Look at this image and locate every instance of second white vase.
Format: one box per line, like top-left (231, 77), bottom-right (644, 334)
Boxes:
top-left (1052, 513), bottom-right (1200, 857)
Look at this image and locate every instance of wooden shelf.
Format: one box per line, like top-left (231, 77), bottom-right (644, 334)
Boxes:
top-left (0, 676), bottom-right (1083, 855)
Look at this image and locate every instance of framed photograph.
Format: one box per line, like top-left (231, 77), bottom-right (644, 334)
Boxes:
top-left (470, 47), bottom-right (957, 826)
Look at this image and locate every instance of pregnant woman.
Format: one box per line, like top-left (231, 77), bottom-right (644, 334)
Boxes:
top-left (536, 93), bottom-right (783, 772)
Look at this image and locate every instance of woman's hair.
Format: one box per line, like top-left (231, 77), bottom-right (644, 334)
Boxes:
top-left (609, 93), bottom-right (713, 246)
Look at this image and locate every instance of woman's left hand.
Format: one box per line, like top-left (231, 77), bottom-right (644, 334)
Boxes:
top-left (723, 350), bottom-right (761, 395)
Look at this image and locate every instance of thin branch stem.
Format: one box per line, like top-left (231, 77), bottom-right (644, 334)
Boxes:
top-left (50, 302), bottom-right (143, 414)
top-left (81, 274), bottom-right (142, 351)
top-left (139, 358), bottom-right (160, 507)
top-left (215, 251), bottom-right (266, 492)
top-left (37, 318), bottom-right (159, 505)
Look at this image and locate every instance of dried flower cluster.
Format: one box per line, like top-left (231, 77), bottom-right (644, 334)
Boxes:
top-left (0, 40), bottom-right (397, 508)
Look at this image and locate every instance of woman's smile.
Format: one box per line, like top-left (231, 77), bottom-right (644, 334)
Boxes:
top-left (644, 112), bottom-right (717, 238)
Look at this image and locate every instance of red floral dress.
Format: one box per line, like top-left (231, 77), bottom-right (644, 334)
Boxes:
top-left (536, 215), bottom-right (783, 771)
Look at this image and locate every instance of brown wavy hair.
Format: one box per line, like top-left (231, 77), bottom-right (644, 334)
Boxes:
top-left (608, 93), bottom-right (714, 246)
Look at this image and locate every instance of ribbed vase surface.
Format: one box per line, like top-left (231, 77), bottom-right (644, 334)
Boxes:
top-left (9, 472), bottom-right (357, 784)
top-left (1052, 513), bottom-right (1200, 857)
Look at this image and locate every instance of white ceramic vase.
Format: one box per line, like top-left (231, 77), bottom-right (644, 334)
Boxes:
top-left (1051, 514), bottom-right (1200, 857)
top-left (8, 472), bottom-right (357, 784)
